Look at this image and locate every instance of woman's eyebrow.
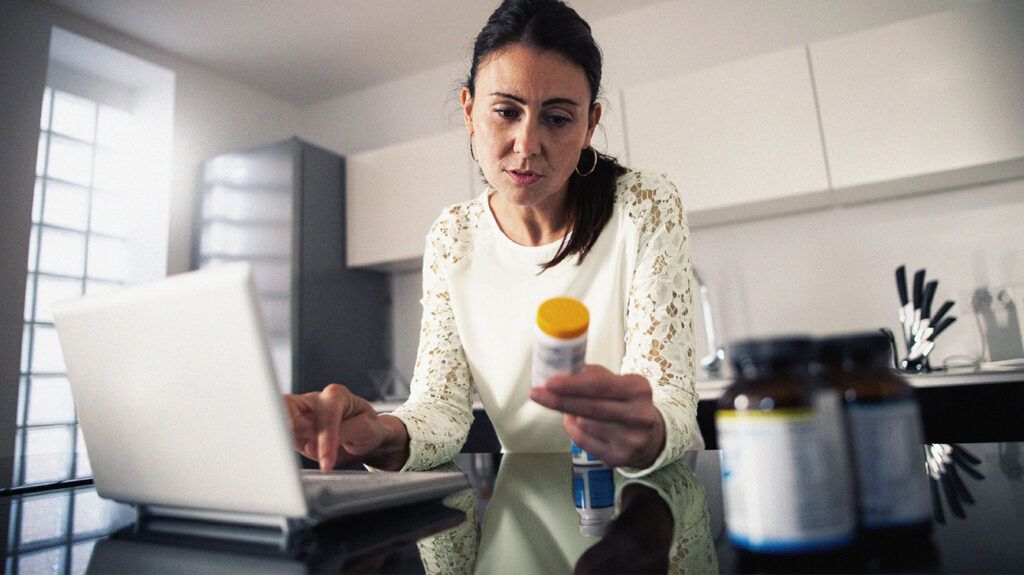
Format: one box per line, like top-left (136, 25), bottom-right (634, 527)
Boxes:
top-left (490, 92), bottom-right (580, 108)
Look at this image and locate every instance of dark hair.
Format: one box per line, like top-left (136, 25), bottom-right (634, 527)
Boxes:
top-left (466, 0), bottom-right (626, 271)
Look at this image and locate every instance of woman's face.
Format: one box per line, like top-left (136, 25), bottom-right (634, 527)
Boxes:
top-left (462, 44), bottom-right (601, 210)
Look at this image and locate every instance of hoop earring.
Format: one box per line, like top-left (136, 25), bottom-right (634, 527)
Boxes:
top-left (575, 146), bottom-right (598, 177)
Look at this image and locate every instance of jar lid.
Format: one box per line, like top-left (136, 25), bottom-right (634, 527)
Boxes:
top-left (537, 297), bottom-right (589, 339)
top-left (730, 336), bottom-right (816, 372)
top-left (818, 332), bottom-right (892, 367)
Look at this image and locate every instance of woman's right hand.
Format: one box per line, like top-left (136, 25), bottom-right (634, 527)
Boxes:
top-left (283, 384), bottom-right (408, 472)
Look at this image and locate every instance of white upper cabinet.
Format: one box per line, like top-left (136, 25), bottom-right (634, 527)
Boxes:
top-left (346, 130), bottom-right (473, 268)
top-left (809, 1), bottom-right (1024, 194)
top-left (346, 3), bottom-right (1023, 250)
top-left (623, 46), bottom-right (830, 225)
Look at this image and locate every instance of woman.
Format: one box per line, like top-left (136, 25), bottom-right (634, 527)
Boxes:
top-left (285, 0), bottom-right (701, 477)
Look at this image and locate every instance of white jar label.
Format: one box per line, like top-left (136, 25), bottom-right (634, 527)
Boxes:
top-left (717, 408), bottom-right (856, 553)
top-left (848, 400), bottom-right (931, 527)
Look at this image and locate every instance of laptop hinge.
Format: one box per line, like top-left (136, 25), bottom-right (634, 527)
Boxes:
top-left (137, 505), bottom-right (309, 552)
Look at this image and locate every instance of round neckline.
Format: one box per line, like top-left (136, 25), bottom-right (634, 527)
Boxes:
top-left (480, 188), bottom-right (569, 253)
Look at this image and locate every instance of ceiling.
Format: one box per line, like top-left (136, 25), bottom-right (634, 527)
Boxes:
top-left (48, 0), bottom-right (666, 106)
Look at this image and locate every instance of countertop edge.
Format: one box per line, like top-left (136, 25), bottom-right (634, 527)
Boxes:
top-left (372, 369), bottom-right (1024, 411)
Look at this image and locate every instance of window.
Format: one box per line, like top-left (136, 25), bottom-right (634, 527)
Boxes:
top-left (18, 87), bottom-right (135, 488)
top-left (7, 26), bottom-right (175, 572)
top-left (7, 87), bottom-right (136, 572)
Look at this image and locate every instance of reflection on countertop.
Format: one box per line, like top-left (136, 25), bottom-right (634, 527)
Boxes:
top-left (3, 444), bottom-right (1024, 573)
top-left (416, 453), bottom-right (717, 575)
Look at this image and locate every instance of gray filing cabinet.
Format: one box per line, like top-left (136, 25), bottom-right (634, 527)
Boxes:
top-left (192, 138), bottom-right (390, 398)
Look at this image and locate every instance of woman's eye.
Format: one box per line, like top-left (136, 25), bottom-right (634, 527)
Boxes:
top-left (547, 115), bottom-right (571, 127)
top-left (495, 108), bottom-right (519, 120)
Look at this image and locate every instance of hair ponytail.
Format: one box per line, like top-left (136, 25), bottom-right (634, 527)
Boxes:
top-left (539, 149), bottom-right (625, 271)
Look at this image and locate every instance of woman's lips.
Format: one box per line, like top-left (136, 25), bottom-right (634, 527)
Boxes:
top-left (505, 170), bottom-right (543, 186)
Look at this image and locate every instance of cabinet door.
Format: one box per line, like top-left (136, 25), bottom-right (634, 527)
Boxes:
top-left (623, 46), bottom-right (830, 225)
top-left (196, 142), bottom-right (296, 392)
top-left (346, 130), bottom-right (473, 268)
top-left (809, 1), bottom-right (1024, 193)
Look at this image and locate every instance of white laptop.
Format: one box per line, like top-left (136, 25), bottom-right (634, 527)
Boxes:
top-left (52, 263), bottom-right (467, 530)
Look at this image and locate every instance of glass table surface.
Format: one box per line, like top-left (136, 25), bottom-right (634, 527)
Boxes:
top-left (2, 442), bottom-right (1022, 574)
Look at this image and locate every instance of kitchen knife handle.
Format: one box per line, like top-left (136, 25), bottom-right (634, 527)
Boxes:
top-left (922, 281), bottom-right (938, 319)
top-left (932, 300), bottom-right (955, 327)
top-left (941, 468), bottom-right (966, 518)
top-left (930, 474), bottom-right (945, 524)
top-left (896, 265), bottom-right (909, 306)
top-left (952, 444), bottom-right (982, 465)
top-left (930, 316), bottom-right (957, 340)
top-left (913, 269), bottom-right (926, 309)
top-left (948, 465), bottom-right (975, 505)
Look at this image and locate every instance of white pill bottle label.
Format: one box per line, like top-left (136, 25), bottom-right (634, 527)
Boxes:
top-left (848, 400), bottom-right (930, 527)
top-left (717, 408), bottom-right (856, 553)
top-left (531, 328), bottom-right (586, 389)
top-left (532, 297), bottom-right (594, 464)
top-left (532, 328), bottom-right (595, 464)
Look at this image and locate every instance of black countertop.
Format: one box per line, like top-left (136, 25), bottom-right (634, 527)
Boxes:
top-left (3, 443), bottom-right (1023, 573)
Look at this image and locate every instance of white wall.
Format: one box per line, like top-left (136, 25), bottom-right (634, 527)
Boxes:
top-left (296, 0), bottom-right (1015, 382)
top-left (300, 60), bottom-right (467, 155)
top-left (0, 0), bottom-right (301, 461)
top-left (167, 63), bottom-right (301, 273)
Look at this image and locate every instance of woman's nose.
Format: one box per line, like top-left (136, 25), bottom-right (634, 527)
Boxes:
top-left (513, 119), bottom-right (542, 157)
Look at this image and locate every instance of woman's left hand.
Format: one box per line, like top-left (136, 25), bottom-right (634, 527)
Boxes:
top-left (529, 364), bottom-right (665, 469)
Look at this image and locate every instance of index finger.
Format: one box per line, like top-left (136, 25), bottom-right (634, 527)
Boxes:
top-left (315, 385), bottom-right (349, 472)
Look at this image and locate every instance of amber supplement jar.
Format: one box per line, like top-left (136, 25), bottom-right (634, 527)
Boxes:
top-left (717, 337), bottom-right (856, 554)
top-left (818, 333), bottom-right (931, 536)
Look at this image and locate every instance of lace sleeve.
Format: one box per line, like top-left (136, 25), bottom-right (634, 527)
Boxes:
top-left (618, 172), bottom-right (699, 478)
top-left (388, 209), bottom-right (476, 471)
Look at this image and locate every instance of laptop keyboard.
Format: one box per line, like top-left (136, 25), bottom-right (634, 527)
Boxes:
top-left (301, 470), bottom-right (447, 508)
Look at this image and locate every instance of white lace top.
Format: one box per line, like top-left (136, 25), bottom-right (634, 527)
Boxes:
top-left (390, 168), bottom-right (700, 477)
